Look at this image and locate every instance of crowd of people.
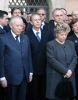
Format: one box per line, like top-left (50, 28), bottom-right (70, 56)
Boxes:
top-left (0, 7), bottom-right (78, 100)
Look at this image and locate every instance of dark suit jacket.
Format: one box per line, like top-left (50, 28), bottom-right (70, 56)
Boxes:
top-left (0, 31), bottom-right (33, 85)
top-left (67, 34), bottom-right (78, 75)
top-left (4, 24), bottom-right (11, 33)
top-left (67, 33), bottom-right (78, 56)
top-left (26, 23), bottom-right (32, 32)
top-left (26, 29), bottom-right (53, 75)
top-left (48, 20), bottom-right (55, 39)
top-left (0, 27), bottom-right (6, 34)
top-left (42, 22), bottom-right (49, 31)
top-left (46, 39), bottom-right (77, 99)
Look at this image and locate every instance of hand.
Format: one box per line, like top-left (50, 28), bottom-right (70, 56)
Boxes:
top-left (0, 79), bottom-right (7, 87)
top-left (64, 74), bottom-right (67, 78)
top-left (64, 70), bottom-right (72, 78)
top-left (29, 74), bottom-right (33, 82)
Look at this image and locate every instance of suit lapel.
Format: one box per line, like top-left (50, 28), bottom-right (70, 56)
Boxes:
top-left (8, 31), bottom-right (21, 51)
top-left (28, 29), bottom-right (40, 46)
top-left (0, 27), bottom-right (6, 34)
top-left (20, 34), bottom-right (25, 52)
top-left (50, 21), bottom-right (55, 35)
top-left (37, 30), bottom-right (47, 52)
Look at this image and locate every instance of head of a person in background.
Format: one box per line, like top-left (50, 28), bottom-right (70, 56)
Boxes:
top-left (70, 18), bottom-right (78, 35)
top-left (52, 8), bottom-right (64, 24)
top-left (21, 17), bottom-right (27, 33)
top-left (26, 13), bottom-right (32, 23)
top-left (61, 8), bottom-right (67, 15)
top-left (61, 8), bottom-right (67, 22)
top-left (67, 14), bottom-right (72, 24)
top-left (64, 15), bottom-right (70, 24)
top-left (37, 8), bottom-right (46, 22)
top-left (54, 22), bottom-right (70, 44)
top-left (72, 10), bottom-right (78, 19)
top-left (9, 16), bottom-right (23, 35)
top-left (0, 10), bottom-right (8, 26)
top-left (11, 7), bottom-right (23, 17)
top-left (30, 13), bottom-right (41, 31)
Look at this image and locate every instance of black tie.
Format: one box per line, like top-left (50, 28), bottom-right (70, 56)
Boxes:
top-left (15, 35), bottom-right (20, 45)
top-left (36, 32), bottom-right (40, 42)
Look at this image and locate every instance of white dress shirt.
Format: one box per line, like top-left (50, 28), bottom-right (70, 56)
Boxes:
top-left (11, 30), bottom-right (20, 42)
top-left (0, 25), bottom-right (3, 29)
top-left (32, 28), bottom-right (41, 40)
top-left (54, 21), bottom-right (57, 26)
top-left (41, 22), bottom-right (45, 29)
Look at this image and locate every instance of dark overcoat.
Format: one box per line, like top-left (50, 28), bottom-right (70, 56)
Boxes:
top-left (46, 39), bottom-right (77, 99)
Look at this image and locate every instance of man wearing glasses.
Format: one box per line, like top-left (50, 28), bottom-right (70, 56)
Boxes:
top-left (37, 8), bottom-right (49, 30)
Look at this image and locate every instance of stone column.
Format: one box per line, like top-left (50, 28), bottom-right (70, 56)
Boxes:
top-left (4, 0), bottom-right (9, 11)
top-left (0, 0), bottom-right (5, 10)
top-left (51, 0), bottom-right (65, 9)
top-left (47, 0), bottom-right (53, 20)
top-left (0, 0), bottom-right (9, 11)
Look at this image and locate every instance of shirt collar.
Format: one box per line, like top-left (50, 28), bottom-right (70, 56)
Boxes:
top-left (0, 25), bottom-right (3, 29)
top-left (54, 21), bottom-right (57, 26)
top-left (11, 30), bottom-right (18, 38)
top-left (32, 28), bottom-right (41, 35)
top-left (41, 22), bottom-right (45, 26)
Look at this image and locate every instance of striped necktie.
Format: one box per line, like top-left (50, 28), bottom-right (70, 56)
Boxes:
top-left (36, 32), bottom-right (40, 42)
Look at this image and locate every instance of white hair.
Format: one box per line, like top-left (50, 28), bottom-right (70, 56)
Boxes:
top-left (9, 16), bottom-right (23, 24)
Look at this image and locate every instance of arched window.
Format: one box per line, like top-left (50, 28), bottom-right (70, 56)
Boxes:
top-left (9, 0), bottom-right (49, 21)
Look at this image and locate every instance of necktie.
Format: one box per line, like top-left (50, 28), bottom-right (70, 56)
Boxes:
top-left (15, 35), bottom-right (20, 45)
top-left (36, 32), bottom-right (40, 42)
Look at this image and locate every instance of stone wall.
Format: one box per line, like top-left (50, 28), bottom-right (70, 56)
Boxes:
top-left (65, 0), bottom-right (78, 14)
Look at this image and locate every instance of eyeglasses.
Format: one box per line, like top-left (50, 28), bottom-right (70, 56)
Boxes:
top-left (39, 14), bottom-right (45, 16)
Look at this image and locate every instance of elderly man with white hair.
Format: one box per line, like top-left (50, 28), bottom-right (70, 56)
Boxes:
top-left (0, 16), bottom-right (33, 100)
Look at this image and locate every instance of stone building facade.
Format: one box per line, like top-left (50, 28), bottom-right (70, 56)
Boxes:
top-left (0, 0), bottom-right (78, 20)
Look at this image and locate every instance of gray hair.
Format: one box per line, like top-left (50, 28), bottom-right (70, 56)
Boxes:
top-left (54, 22), bottom-right (70, 37)
top-left (9, 16), bottom-right (23, 24)
top-left (52, 8), bottom-right (63, 17)
top-left (30, 13), bottom-right (40, 21)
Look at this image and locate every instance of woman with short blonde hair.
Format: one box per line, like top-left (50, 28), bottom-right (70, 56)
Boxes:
top-left (46, 22), bottom-right (77, 100)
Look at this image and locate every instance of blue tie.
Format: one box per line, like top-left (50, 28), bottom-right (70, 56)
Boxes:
top-left (36, 32), bottom-right (40, 42)
top-left (15, 35), bottom-right (20, 45)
